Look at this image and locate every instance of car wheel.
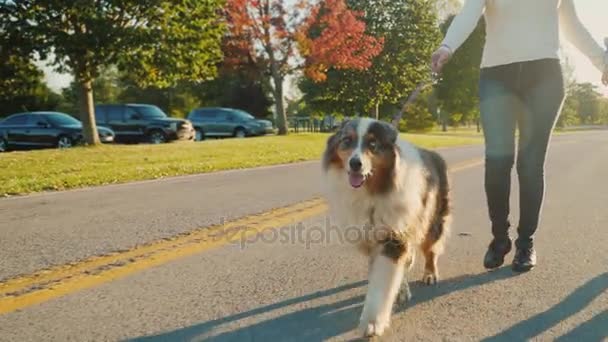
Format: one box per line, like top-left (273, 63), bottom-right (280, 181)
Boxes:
top-left (57, 135), bottom-right (73, 149)
top-left (194, 129), bottom-right (205, 141)
top-left (148, 130), bottom-right (166, 144)
top-left (234, 128), bottom-right (246, 138)
top-left (0, 139), bottom-right (7, 152)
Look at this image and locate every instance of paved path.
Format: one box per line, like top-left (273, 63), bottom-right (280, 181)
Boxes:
top-left (0, 132), bottom-right (606, 341)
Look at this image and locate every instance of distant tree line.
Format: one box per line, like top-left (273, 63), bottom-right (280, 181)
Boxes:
top-left (2, 0), bottom-right (606, 144)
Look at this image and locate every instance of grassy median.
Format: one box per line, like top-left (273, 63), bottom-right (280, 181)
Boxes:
top-left (0, 132), bottom-right (482, 196)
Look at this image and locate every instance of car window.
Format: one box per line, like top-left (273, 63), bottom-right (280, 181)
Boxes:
top-left (27, 115), bottom-right (49, 126)
top-left (235, 110), bottom-right (255, 120)
top-left (193, 112), bottom-right (203, 120)
top-left (191, 111), bottom-right (204, 120)
top-left (106, 106), bottom-right (124, 122)
top-left (134, 106), bottom-right (167, 119)
top-left (46, 113), bottom-right (81, 126)
top-left (197, 110), bottom-right (218, 121)
top-left (2, 115), bottom-right (28, 125)
top-left (94, 106), bottom-right (106, 123)
top-left (125, 107), bottom-right (141, 120)
top-left (216, 111), bottom-right (231, 121)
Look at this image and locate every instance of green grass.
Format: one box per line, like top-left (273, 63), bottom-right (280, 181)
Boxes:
top-left (0, 132), bottom-right (482, 196)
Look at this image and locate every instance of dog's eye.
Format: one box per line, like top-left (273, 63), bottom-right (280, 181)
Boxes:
top-left (340, 136), bottom-right (352, 146)
top-left (368, 140), bottom-right (378, 150)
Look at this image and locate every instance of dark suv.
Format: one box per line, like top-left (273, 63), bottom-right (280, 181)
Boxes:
top-left (95, 104), bottom-right (194, 144)
top-left (187, 107), bottom-right (274, 140)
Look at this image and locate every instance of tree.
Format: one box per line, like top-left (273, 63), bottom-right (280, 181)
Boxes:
top-left (196, 73), bottom-right (274, 119)
top-left (398, 88), bottom-right (437, 132)
top-left (571, 83), bottom-right (602, 124)
top-left (557, 57), bottom-right (581, 128)
top-left (435, 15), bottom-right (485, 131)
top-left (58, 65), bottom-right (272, 120)
top-left (1, 0), bottom-right (225, 144)
top-left (0, 52), bottom-right (62, 117)
top-left (59, 65), bottom-right (122, 115)
top-left (225, 0), bottom-right (383, 134)
top-left (598, 97), bottom-right (608, 125)
top-left (559, 82), bottom-right (605, 127)
top-left (558, 95), bottom-right (581, 128)
top-left (299, 0), bottom-right (440, 124)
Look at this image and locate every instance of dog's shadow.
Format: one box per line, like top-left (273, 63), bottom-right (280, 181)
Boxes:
top-left (130, 267), bottom-right (517, 342)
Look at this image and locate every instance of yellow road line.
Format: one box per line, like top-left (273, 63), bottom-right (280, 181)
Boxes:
top-left (0, 199), bottom-right (327, 314)
top-left (449, 159), bottom-right (484, 172)
top-left (0, 157), bottom-right (484, 315)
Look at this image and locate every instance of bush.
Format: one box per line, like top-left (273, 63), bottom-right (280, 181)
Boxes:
top-left (399, 101), bottom-right (436, 132)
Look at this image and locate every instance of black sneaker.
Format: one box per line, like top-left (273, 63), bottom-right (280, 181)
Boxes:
top-left (512, 246), bottom-right (537, 272)
top-left (483, 238), bottom-right (512, 269)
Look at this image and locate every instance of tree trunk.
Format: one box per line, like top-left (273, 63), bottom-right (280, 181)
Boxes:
top-left (476, 118), bottom-right (481, 133)
top-left (441, 112), bottom-right (448, 132)
top-left (272, 73), bottom-right (288, 135)
top-left (374, 102), bottom-right (380, 120)
top-left (78, 79), bottom-right (100, 145)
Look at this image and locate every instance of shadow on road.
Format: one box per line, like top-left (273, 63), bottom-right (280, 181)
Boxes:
top-left (130, 267), bottom-right (515, 342)
top-left (555, 310), bottom-right (607, 341)
top-left (483, 272), bottom-right (608, 342)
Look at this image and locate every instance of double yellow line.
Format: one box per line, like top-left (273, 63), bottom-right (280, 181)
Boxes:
top-left (0, 158), bottom-right (483, 315)
top-left (0, 199), bottom-right (327, 315)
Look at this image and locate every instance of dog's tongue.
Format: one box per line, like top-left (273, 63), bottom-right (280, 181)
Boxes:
top-left (349, 173), bottom-right (365, 188)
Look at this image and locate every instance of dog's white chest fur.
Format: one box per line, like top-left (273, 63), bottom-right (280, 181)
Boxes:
top-left (324, 140), bottom-right (426, 242)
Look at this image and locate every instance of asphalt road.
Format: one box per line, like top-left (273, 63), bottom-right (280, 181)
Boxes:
top-left (1, 132), bottom-right (607, 341)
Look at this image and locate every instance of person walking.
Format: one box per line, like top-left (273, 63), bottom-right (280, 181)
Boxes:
top-left (431, 0), bottom-right (608, 272)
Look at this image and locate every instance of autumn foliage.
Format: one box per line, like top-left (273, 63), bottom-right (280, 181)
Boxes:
top-left (297, 0), bottom-right (384, 82)
top-left (225, 0), bottom-right (383, 81)
top-left (224, 0), bottom-right (384, 133)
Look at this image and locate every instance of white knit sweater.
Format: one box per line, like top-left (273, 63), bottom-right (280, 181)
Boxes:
top-left (442, 0), bottom-right (606, 71)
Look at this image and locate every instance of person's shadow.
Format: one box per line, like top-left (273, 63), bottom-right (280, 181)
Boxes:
top-left (130, 267), bottom-right (518, 342)
top-left (482, 272), bottom-right (608, 341)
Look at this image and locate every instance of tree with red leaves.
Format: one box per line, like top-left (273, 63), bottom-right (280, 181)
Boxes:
top-left (225, 0), bottom-right (383, 134)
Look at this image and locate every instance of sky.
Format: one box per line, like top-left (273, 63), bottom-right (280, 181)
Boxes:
top-left (563, 1), bottom-right (607, 95)
top-left (40, 1), bottom-right (607, 96)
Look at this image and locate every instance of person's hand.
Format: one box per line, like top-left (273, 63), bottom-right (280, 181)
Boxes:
top-left (431, 45), bottom-right (452, 74)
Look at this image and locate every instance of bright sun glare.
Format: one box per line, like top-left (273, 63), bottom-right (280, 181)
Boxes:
top-left (565, 1), bottom-right (607, 95)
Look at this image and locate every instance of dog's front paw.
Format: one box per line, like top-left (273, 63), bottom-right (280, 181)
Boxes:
top-left (359, 319), bottom-right (389, 338)
top-left (422, 270), bottom-right (438, 285)
top-left (396, 282), bottom-right (412, 308)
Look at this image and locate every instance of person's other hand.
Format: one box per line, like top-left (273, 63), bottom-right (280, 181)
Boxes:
top-left (431, 45), bottom-right (452, 74)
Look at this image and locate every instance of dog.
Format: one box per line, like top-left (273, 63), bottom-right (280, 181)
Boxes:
top-left (322, 118), bottom-right (451, 337)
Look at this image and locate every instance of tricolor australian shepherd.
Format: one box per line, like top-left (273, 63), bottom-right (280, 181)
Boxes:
top-left (322, 118), bottom-right (451, 337)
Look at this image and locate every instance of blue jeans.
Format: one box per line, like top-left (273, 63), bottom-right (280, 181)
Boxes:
top-left (479, 58), bottom-right (565, 249)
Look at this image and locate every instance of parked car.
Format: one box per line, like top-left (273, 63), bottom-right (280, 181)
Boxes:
top-left (0, 112), bottom-right (114, 152)
top-left (186, 107), bottom-right (274, 141)
top-left (94, 104), bottom-right (194, 144)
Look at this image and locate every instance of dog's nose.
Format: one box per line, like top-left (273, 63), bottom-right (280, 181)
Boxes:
top-left (349, 157), bottom-right (362, 172)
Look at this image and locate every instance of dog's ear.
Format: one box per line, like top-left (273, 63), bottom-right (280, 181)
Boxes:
top-left (371, 120), bottom-right (399, 145)
top-left (384, 121), bottom-right (399, 144)
top-left (322, 119), bottom-right (349, 170)
top-left (326, 119), bottom-right (351, 148)
top-left (335, 119), bottom-right (350, 132)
